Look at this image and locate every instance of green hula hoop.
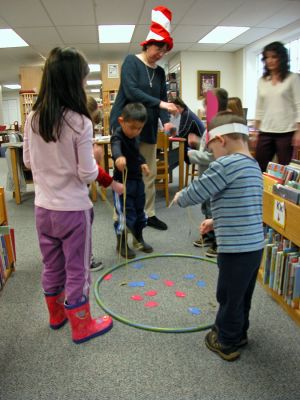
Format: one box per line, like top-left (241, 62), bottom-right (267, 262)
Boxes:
top-left (94, 253), bottom-right (217, 333)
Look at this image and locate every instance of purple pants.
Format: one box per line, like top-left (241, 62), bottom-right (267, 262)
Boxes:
top-left (35, 206), bottom-right (93, 305)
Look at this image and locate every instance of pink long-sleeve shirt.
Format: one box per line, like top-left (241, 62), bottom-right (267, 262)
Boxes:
top-left (23, 110), bottom-right (98, 211)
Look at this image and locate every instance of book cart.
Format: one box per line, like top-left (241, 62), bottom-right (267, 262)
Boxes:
top-left (0, 187), bottom-right (15, 291)
top-left (259, 181), bottom-right (300, 325)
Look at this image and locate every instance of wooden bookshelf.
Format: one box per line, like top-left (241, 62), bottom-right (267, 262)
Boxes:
top-left (260, 190), bottom-right (300, 325)
top-left (0, 187), bottom-right (15, 290)
top-left (19, 92), bottom-right (38, 129)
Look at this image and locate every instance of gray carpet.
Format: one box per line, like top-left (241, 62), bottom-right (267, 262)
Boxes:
top-left (0, 157), bottom-right (299, 400)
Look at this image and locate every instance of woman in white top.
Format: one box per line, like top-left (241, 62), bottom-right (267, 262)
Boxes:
top-left (255, 41), bottom-right (300, 171)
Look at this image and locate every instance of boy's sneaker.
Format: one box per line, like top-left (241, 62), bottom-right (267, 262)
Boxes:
top-left (205, 243), bottom-right (218, 258)
top-left (205, 330), bottom-right (240, 362)
top-left (193, 236), bottom-right (214, 248)
top-left (147, 216), bottom-right (168, 230)
top-left (90, 256), bottom-right (103, 272)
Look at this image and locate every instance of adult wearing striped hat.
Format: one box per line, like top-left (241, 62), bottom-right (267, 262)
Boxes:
top-left (110, 6), bottom-right (177, 231)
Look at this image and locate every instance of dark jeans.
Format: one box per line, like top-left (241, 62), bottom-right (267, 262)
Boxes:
top-left (113, 179), bottom-right (147, 235)
top-left (201, 199), bottom-right (215, 241)
top-left (255, 131), bottom-right (294, 172)
top-left (215, 249), bottom-right (263, 346)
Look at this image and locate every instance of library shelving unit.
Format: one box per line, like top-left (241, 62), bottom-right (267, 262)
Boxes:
top-left (259, 189), bottom-right (300, 325)
top-left (0, 187), bottom-right (15, 290)
top-left (19, 92), bottom-right (38, 129)
top-left (102, 90), bottom-right (118, 135)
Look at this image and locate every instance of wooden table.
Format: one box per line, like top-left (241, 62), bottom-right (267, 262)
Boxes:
top-left (3, 143), bottom-right (25, 205)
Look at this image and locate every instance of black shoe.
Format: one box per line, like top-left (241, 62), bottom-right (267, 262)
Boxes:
top-left (132, 232), bottom-right (153, 253)
top-left (116, 234), bottom-right (136, 259)
top-left (205, 242), bottom-right (218, 258)
top-left (90, 257), bottom-right (103, 272)
top-left (212, 325), bottom-right (248, 348)
top-left (205, 331), bottom-right (240, 361)
top-left (193, 236), bottom-right (214, 248)
top-left (147, 216), bottom-right (168, 230)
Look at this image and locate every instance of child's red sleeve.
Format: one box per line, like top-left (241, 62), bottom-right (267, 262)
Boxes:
top-left (96, 166), bottom-right (113, 188)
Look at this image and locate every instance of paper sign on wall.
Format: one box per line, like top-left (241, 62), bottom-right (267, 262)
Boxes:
top-left (273, 199), bottom-right (286, 228)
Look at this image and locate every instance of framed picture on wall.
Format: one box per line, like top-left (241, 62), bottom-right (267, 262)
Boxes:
top-left (197, 70), bottom-right (220, 99)
top-left (108, 64), bottom-right (119, 79)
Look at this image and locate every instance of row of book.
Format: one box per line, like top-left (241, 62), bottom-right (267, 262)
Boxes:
top-left (264, 160), bottom-right (300, 205)
top-left (261, 227), bottom-right (300, 309)
top-left (0, 225), bottom-right (16, 290)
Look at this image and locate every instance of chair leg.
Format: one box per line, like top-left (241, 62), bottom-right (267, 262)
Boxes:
top-left (185, 163), bottom-right (189, 186)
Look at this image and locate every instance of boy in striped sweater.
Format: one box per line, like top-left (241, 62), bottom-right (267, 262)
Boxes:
top-left (174, 112), bottom-right (264, 361)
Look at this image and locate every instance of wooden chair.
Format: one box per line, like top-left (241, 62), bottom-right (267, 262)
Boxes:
top-left (185, 163), bottom-right (198, 186)
top-left (155, 132), bottom-right (170, 206)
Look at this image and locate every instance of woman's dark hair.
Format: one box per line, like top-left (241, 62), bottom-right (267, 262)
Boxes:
top-left (170, 97), bottom-right (187, 109)
top-left (32, 47), bottom-right (91, 142)
top-left (262, 41), bottom-right (290, 81)
top-left (142, 41), bottom-right (169, 52)
top-left (121, 103), bottom-right (147, 123)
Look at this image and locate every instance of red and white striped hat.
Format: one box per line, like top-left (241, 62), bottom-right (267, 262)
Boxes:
top-left (140, 6), bottom-right (173, 51)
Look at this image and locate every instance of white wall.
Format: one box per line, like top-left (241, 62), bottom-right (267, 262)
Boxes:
top-left (174, 51), bottom-right (242, 114)
top-left (2, 90), bottom-right (21, 126)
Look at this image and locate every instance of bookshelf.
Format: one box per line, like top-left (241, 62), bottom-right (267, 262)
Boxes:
top-left (0, 187), bottom-right (15, 290)
top-left (260, 190), bottom-right (300, 325)
top-left (19, 92), bottom-right (38, 129)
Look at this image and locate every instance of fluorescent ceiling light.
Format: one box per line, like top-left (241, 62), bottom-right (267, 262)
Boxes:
top-left (91, 89), bottom-right (100, 93)
top-left (3, 84), bottom-right (21, 89)
top-left (198, 26), bottom-right (249, 44)
top-left (98, 25), bottom-right (135, 43)
top-left (0, 29), bottom-right (28, 48)
top-left (87, 80), bottom-right (102, 86)
top-left (89, 64), bottom-right (101, 72)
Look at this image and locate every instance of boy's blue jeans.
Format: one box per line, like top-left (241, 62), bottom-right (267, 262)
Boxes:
top-left (215, 249), bottom-right (263, 346)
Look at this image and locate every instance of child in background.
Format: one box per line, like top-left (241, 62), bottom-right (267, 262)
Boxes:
top-left (87, 95), bottom-right (103, 165)
top-left (111, 103), bottom-right (153, 259)
top-left (174, 112), bottom-right (264, 361)
top-left (86, 95), bottom-right (105, 272)
top-left (189, 88), bottom-right (228, 257)
top-left (228, 96), bottom-right (244, 117)
top-left (23, 46), bottom-right (123, 344)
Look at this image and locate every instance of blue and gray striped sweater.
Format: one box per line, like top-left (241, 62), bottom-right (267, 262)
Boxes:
top-left (177, 153), bottom-right (264, 253)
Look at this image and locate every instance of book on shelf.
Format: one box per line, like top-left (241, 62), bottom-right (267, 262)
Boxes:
top-left (291, 264), bottom-right (300, 308)
top-left (0, 225), bottom-right (16, 288)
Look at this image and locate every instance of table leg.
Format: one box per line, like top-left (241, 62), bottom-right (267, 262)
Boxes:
top-left (178, 141), bottom-right (184, 190)
top-left (10, 148), bottom-right (21, 205)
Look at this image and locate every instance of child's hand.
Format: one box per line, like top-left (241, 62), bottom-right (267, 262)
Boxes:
top-left (141, 163), bottom-right (150, 176)
top-left (111, 180), bottom-right (124, 195)
top-left (200, 219), bottom-right (213, 235)
top-left (115, 156), bottom-right (126, 172)
top-left (173, 191), bottom-right (182, 205)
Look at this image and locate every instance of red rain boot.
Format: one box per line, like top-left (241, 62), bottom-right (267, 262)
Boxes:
top-left (44, 289), bottom-right (68, 330)
top-left (64, 296), bottom-right (113, 344)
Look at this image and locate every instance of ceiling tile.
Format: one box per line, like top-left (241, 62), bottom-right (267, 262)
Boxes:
top-left (172, 25), bottom-right (213, 43)
top-left (14, 27), bottom-right (63, 46)
top-left (0, 17), bottom-right (10, 29)
top-left (0, 0), bottom-right (52, 27)
top-left (95, 0), bottom-right (142, 24)
top-left (57, 26), bottom-right (98, 44)
top-left (219, 0), bottom-right (290, 27)
top-left (258, 2), bottom-right (300, 28)
top-left (180, 0), bottom-right (245, 25)
top-left (131, 25), bottom-right (150, 43)
top-left (42, 0), bottom-right (95, 26)
top-left (230, 27), bottom-right (276, 44)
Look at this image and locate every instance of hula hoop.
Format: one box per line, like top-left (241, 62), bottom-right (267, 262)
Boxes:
top-left (94, 253), bottom-right (217, 333)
